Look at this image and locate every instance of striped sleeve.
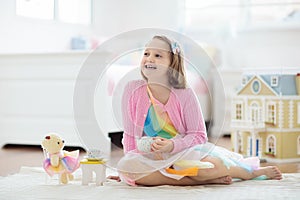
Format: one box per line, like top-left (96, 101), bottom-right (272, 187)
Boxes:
top-left (171, 88), bottom-right (207, 154)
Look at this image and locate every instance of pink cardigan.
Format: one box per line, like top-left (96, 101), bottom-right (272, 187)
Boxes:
top-left (121, 80), bottom-right (207, 154)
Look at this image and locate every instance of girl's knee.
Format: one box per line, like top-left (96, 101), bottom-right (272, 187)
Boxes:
top-left (202, 157), bottom-right (227, 171)
top-left (202, 156), bottom-right (223, 165)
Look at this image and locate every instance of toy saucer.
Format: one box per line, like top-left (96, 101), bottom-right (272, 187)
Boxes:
top-left (84, 156), bottom-right (104, 161)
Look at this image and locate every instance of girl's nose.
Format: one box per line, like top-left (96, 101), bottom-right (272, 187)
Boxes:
top-left (146, 54), bottom-right (154, 62)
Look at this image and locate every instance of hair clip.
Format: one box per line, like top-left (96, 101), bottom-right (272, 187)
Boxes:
top-left (171, 42), bottom-right (180, 54)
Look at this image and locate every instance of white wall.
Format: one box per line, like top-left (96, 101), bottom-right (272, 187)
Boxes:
top-left (223, 27), bottom-right (300, 68)
top-left (185, 26), bottom-right (300, 69)
top-left (1, 0), bottom-right (300, 70)
top-left (0, 0), bottom-right (95, 53)
top-left (93, 0), bottom-right (180, 37)
top-left (1, 0), bottom-right (300, 140)
top-left (0, 0), bottom-right (180, 53)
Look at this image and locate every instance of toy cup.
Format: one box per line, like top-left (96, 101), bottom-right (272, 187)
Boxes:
top-left (137, 136), bottom-right (155, 152)
top-left (87, 149), bottom-right (102, 160)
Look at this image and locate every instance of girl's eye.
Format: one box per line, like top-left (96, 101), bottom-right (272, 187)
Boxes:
top-left (155, 54), bottom-right (162, 58)
top-left (144, 52), bottom-right (149, 56)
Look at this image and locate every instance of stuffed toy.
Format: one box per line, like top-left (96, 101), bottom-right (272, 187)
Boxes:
top-left (41, 133), bottom-right (80, 184)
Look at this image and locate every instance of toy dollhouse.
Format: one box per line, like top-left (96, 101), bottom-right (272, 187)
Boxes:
top-left (231, 72), bottom-right (300, 163)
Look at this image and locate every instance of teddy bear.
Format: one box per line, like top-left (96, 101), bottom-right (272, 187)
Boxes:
top-left (41, 133), bottom-right (80, 184)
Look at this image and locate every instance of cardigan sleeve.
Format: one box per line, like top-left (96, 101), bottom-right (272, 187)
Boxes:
top-left (170, 88), bottom-right (208, 154)
top-left (121, 82), bottom-right (137, 154)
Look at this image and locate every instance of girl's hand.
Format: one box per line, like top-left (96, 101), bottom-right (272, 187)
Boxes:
top-left (151, 137), bottom-right (174, 153)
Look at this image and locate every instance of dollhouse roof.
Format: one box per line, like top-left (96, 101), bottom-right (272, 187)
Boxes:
top-left (261, 74), bottom-right (297, 95)
top-left (240, 73), bottom-right (298, 96)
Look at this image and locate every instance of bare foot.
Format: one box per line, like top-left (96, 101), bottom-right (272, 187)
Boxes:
top-left (253, 166), bottom-right (282, 180)
top-left (204, 176), bottom-right (232, 185)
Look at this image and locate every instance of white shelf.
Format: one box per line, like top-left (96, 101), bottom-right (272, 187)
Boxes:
top-left (0, 52), bottom-right (113, 154)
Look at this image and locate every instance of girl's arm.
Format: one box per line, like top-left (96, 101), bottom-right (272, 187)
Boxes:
top-left (121, 82), bottom-right (137, 154)
top-left (170, 89), bottom-right (208, 154)
top-left (122, 133), bottom-right (136, 153)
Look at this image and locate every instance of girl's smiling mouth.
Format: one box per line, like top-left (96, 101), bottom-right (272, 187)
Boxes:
top-left (145, 64), bottom-right (157, 69)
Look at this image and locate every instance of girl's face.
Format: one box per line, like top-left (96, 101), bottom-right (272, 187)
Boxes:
top-left (141, 38), bottom-right (171, 82)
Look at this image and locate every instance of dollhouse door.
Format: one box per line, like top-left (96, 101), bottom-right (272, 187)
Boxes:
top-left (248, 137), bottom-right (261, 157)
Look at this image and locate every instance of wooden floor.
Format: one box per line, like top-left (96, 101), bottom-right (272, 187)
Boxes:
top-left (0, 136), bottom-right (299, 177)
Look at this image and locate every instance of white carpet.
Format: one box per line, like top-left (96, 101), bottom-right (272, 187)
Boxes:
top-left (0, 166), bottom-right (299, 200)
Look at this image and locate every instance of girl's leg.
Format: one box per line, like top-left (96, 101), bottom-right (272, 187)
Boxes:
top-left (192, 156), bottom-right (282, 181)
top-left (189, 156), bottom-right (231, 182)
top-left (135, 155), bottom-right (233, 186)
top-left (124, 156), bottom-right (283, 186)
top-left (228, 165), bottom-right (282, 180)
top-left (135, 171), bottom-right (232, 186)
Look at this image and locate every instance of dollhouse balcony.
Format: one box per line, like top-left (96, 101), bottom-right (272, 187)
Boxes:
top-left (231, 120), bottom-right (266, 130)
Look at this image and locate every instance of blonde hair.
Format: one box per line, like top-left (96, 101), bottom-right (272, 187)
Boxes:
top-left (141, 35), bottom-right (187, 89)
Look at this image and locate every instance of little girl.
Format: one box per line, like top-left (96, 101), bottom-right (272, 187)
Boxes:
top-left (114, 35), bottom-right (282, 186)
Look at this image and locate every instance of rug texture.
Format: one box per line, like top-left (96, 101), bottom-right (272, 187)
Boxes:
top-left (0, 166), bottom-right (299, 200)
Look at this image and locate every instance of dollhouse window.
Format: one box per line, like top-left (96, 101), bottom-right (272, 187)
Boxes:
top-left (236, 104), bottom-right (242, 119)
top-left (235, 103), bottom-right (242, 120)
top-left (270, 76), bottom-right (279, 87)
top-left (242, 76), bottom-right (248, 86)
top-left (266, 135), bottom-right (276, 155)
top-left (266, 103), bottom-right (276, 124)
top-left (251, 80), bottom-right (261, 94)
top-left (297, 136), bottom-right (300, 155)
top-left (250, 102), bottom-right (262, 123)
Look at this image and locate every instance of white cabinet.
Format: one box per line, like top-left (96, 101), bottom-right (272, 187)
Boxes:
top-left (0, 52), bottom-right (112, 153)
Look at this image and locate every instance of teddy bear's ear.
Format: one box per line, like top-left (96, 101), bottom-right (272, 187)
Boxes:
top-left (45, 136), bottom-right (51, 140)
